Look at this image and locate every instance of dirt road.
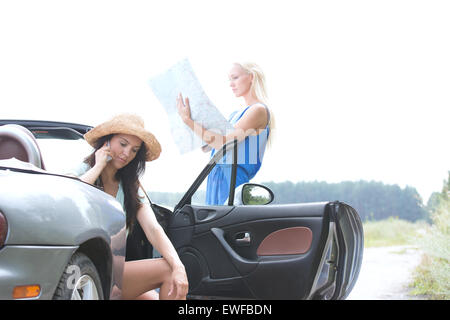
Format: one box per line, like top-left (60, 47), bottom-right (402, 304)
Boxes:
top-left (346, 245), bottom-right (423, 300)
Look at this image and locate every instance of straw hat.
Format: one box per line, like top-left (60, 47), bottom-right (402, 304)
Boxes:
top-left (84, 113), bottom-right (161, 161)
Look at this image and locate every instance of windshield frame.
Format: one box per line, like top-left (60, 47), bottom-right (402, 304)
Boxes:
top-left (174, 139), bottom-right (238, 211)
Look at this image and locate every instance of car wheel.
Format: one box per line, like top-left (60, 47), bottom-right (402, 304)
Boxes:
top-left (53, 252), bottom-right (104, 300)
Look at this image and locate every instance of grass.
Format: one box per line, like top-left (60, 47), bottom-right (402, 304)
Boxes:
top-left (410, 254), bottom-right (449, 299)
top-left (362, 212), bottom-right (449, 299)
top-left (363, 216), bottom-right (425, 248)
top-left (410, 199), bottom-right (450, 299)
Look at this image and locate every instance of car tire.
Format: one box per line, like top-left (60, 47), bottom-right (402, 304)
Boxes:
top-left (53, 252), bottom-right (104, 300)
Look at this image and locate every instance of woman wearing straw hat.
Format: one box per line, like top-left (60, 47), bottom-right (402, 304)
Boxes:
top-left (177, 61), bottom-right (274, 205)
top-left (73, 113), bottom-right (188, 300)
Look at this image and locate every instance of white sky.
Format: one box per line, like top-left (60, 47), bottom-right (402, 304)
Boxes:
top-left (1, 0), bottom-right (449, 203)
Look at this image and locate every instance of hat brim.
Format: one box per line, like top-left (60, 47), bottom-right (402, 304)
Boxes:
top-left (84, 117), bottom-right (161, 162)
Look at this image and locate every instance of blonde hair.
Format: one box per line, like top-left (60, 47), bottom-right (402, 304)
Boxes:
top-left (235, 61), bottom-right (275, 147)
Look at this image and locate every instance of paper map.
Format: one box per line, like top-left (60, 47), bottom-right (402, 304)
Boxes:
top-left (149, 59), bottom-right (233, 154)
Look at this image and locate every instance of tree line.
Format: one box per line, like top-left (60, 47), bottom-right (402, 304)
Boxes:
top-left (261, 180), bottom-right (427, 222)
top-left (426, 171), bottom-right (450, 212)
top-left (149, 179), bottom-right (431, 222)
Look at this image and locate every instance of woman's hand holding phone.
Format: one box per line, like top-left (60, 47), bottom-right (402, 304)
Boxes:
top-left (95, 141), bottom-right (112, 167)
top-left (106, 141), bottom-right (112, 162)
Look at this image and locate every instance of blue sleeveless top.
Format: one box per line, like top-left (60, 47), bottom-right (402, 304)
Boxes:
top-left (205, 103), bottom-right (270, 205)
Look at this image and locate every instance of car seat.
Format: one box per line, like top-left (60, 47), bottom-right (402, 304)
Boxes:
top-left (0, 124), bottom-right (45, 169)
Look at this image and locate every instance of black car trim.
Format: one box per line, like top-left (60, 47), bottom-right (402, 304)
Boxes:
top-left (228, 140), bottom-right (238, 206)
top-left (28, 127), bottom-right (84, 140)
top-left (0, 120), bottom-right (92, 138)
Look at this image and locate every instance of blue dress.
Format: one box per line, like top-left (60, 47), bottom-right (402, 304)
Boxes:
top-left (205, 104), bottom-right (270, 205)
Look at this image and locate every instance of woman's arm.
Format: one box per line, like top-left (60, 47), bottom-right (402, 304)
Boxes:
top-left (79, 142), bottom-right (111, 184)
top-left (176, 93), bottom-right (268, 150)
top-left (136, 203), bottom-right (188, 298)
top-left (79, 163), bottom-right (104, 184)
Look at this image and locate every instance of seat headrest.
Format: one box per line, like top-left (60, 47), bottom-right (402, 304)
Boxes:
top-left (0, 124), bottom-right (43, 169)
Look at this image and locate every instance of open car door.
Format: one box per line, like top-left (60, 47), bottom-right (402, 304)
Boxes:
top-left (168, 141), bottom-right (364, 300)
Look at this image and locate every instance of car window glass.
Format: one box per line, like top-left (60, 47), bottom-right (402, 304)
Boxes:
top-left (37, 138), bottom-right (93, 175)
top-left (191, 178), bottom-right (207, 206)
top-left (190, 147), bottom-right (234, 207)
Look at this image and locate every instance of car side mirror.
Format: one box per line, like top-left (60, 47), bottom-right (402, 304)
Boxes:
top-left (234, 183), bottom-right (274, 206)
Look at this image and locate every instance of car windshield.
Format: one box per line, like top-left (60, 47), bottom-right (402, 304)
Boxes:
top-left (37, 137), bottom-right (93, 175)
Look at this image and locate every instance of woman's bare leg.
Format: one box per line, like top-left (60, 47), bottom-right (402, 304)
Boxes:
top-left (121, 258), bottom-right (184, 300)
top-left (135, 289), bottom-right (160, 300)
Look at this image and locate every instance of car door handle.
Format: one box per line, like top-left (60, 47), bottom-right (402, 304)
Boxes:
top-left (211, 228), bottom-right (258, 275)
top-left (235, 232), bottom-right (251, 244)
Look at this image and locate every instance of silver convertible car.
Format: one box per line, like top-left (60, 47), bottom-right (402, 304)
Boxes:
top-left (0, 119), bottom-right (364, 300)
top-left (0, 120), bottom-right (126, 300)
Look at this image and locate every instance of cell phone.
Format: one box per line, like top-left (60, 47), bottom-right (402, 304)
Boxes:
top-left (106, 140), bottom-right (112, 162)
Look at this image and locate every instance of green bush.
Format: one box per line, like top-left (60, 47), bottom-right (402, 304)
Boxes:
top-left (411, 196), bottom-right (450, 299)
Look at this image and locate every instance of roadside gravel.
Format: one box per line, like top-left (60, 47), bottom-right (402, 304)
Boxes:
top-left (347, 245), bottom-right (423, 300)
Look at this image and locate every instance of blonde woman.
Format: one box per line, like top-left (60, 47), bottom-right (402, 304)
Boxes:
top-left (177, 62), bottom-right (274, 205)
